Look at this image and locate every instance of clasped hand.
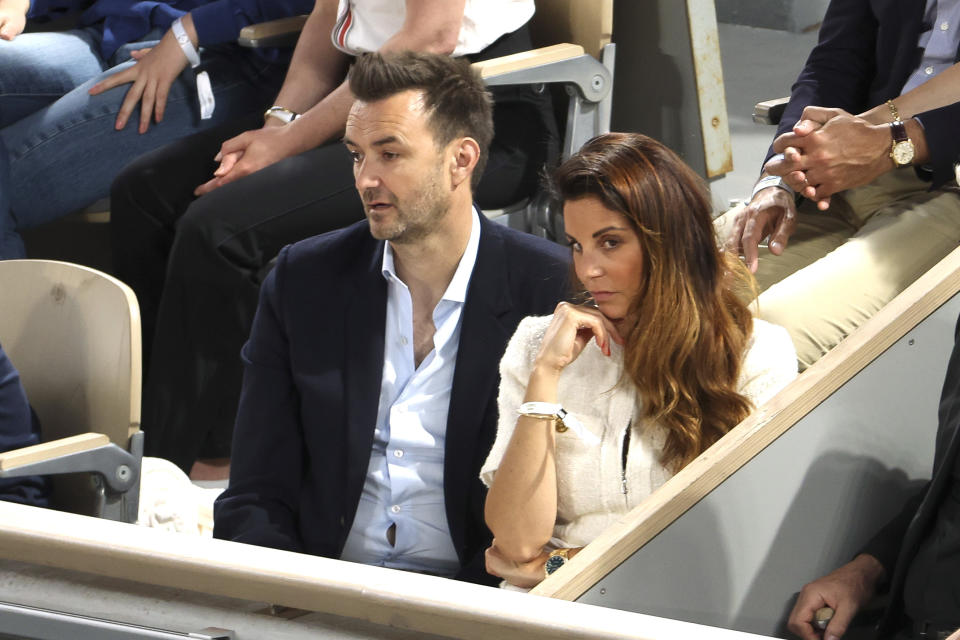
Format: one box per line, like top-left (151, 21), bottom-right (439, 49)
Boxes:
top-left (194, 123), bottom-right (297, 196)
top-left (767, 106), bottom-right (892, 207)
top-left (533, 302), bottom-right (624, 374)
top-left (88, 29), bottom-right (189, 134)
top-left (727, 106), bottom-right (891, 271)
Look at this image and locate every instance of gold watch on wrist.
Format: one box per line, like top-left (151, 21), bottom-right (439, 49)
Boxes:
top-left (544, 548), bottom-right (571, 577)
top-left (886, 102), bottom-right (915, 168)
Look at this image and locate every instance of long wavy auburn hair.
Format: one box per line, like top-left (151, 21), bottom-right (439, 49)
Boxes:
top-left (552, 133), bottom-right (755, 473)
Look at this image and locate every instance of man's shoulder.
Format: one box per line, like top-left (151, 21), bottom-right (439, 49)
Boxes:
top-left (277, 220), bottom-right (379, 275)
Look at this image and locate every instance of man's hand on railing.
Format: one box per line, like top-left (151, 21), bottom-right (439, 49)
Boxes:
top-left (786, 553), bottom-right (885, 640)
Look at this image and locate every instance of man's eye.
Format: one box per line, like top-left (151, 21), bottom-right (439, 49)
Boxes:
top-left (349, 151), bottom-right (362, 163)
top-left (382, 151), bottom-right (398, 160)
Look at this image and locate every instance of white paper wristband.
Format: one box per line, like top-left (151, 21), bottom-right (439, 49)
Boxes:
top-left (171, 18), bottom-right (200, 67)
top-left (171, 18), bottom-right (215, 120)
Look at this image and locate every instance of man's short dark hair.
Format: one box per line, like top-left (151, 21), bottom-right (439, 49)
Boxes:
top-left (348, 51), bottom-right (494, 188)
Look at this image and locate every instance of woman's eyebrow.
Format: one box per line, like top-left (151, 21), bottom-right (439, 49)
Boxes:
top-left (592, 225), bottom-right (629, 238)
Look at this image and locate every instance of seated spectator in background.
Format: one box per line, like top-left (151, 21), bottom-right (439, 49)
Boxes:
top-left (787, 314), bottom-right (960, 640)
top-left (109, 0), bottom-right (557, 480)
top-left (0, 341), bottom-right (49, 506)
top-left (213, 51), bottom-right (569, 585)
top-left (482, 133), bottom-right (797, 589)
top-left (0, 0), bottom-right (311, 259)
top-left (719, 0), bottom-right (960, 370)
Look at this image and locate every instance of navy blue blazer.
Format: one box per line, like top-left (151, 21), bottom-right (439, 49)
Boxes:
top-left (773, 0), bottom-right (960, 187)
top-left (214, 215), bottom-right (570, 584)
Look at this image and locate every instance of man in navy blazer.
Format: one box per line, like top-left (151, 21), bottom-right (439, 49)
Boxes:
top-left (213, 51), bottom-right (569, 584)
top-left (722, 0), bottom-right (960, 369)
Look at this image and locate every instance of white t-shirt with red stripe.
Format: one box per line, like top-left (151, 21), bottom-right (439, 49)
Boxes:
top-left (331, 0), bottom-right (535, 57)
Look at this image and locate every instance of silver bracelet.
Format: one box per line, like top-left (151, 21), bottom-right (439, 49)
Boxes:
top-left (751, 174), bottom-right (795, 200)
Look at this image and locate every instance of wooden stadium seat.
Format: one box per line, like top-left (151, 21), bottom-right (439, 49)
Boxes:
top-left (0, 260), bottom-right (143, 522)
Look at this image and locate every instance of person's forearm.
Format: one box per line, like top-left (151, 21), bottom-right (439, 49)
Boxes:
top-left (484, 367), bottom-right (562, 562)
top-left (271, 0), bottom-right (465, 154)
top-left (895, 64), bottom-right (960, 120)
top-left (273, 0), bottom-right (349, 116)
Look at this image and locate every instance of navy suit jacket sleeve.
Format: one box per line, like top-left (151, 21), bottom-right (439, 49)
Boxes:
top-left (213, 247), bottom-right (305, 553)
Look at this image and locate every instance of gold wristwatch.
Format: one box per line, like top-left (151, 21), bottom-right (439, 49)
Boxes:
top-left (886, 100), bottom-right (915, 167)
top-left (545, 548), bottom-right (570, 577)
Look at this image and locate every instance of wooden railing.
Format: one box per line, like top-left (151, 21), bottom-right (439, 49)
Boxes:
top-left (0, 501), bottom-right (775, 640)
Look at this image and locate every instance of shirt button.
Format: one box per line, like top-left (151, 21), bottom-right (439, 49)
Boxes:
top-left (926, 66), bottom-right (935, 75)
top-left (390, 505), bottom-right (401, 514)
top-left (941, 21), bottom-right (949, 31)
top-left (400, 335), bottom-right (408, 345)
top-left (393, 449), bottom-right (404, 458)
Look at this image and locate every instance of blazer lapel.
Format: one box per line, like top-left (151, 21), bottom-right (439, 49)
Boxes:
top-left (444, 217), bottom-right (514, 555)
top-left (342, 241), bottom-right (388, 539)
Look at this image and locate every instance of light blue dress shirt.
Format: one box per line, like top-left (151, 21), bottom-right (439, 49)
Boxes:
top-left (902, 0), bottom-right (960, 95)
top-left (340, 209), bottom-right (481, 576)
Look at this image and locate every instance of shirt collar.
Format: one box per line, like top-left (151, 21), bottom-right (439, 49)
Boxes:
top-left (381, 207), bottom-right (482, 304)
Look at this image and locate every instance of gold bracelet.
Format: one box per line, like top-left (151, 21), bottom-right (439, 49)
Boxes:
top-left (886, 99), bottom-right (901, 123)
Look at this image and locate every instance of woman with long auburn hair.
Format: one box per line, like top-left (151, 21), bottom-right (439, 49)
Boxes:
top-left (481, 132), bottom-right (798, 588)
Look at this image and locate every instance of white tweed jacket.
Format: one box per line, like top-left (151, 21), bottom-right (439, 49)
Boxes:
top-left (480, 315), bottom-right (798, 549)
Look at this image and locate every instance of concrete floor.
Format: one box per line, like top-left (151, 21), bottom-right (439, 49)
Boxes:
top-left (708, 22), bottom-right (820, 210)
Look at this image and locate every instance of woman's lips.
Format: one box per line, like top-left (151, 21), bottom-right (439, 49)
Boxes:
top-left (590, 291), bottom-right (616, 302)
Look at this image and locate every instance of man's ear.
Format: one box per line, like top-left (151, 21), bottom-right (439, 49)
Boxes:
top-left (449, 137), bottom-right (480, 188)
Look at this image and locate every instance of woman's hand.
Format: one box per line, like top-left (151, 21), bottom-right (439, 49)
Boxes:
top-left (0, 0), bottom-right (28, 40)
top-left (485, 542), bottom-right (581, 588)
top-left (533, 302), bottom-right (623, 375)
top-left (194, 122), bottom-right (297, 195)
top-left (89, 20), bottom-right (194, 133)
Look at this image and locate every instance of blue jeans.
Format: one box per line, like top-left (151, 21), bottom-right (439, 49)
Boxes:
top-left (0, 27), bottom-right (286, 259)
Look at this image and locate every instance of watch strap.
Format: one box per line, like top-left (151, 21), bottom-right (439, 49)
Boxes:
top-left (890, 120), bottom-right (908, 144)
top-left (264, 106), bottom-right (300, 125)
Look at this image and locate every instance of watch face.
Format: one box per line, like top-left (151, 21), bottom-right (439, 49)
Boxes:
top-left (892, 140), bottom-right (915, 166)
top-left (545, 554), bottom-right (567, 575)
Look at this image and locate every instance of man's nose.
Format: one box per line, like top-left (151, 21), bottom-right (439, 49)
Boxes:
top-left (354, 159), bottom-right (380, 190)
